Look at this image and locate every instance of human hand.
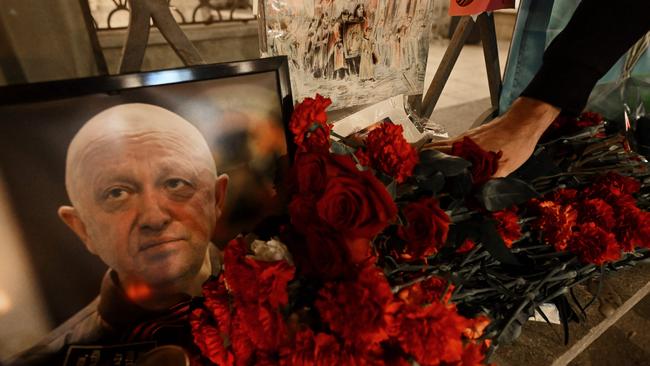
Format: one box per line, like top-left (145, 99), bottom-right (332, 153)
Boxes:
top-left (424, 97), bottom-right (560, 177)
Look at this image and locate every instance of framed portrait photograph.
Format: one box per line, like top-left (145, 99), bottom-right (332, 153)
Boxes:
top-left (0, 56), bottom-right (294, 359)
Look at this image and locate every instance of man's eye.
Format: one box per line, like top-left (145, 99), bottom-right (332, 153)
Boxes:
top-left (166, 179), bottom-right (190, 190)
top-left (105, 188), bottom-right (128, 200)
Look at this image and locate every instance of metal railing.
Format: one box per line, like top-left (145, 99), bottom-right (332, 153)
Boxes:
top-left (88, 0), bottom-right (255, 30)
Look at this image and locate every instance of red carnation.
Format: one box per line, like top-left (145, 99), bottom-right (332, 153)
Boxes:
top-left (584, 173), bottom-right (641, 203)
top-left (458, 343), bottom-right (488, 366)
top-left (316, 266), bottom-right (395, 348)
top-left (493, 207), bottom-right (522, 248)
top-left (567, 222), bottom-right (621, 265)
top-left (397, 198), bottom-right (450, 259)
top-left (222, 238), bottom-right (295, 351)
top-left (463, 315), bottom-right (491, 340)
top-left (365, 122), bottom-right (419, 183)
top-left (542, 111), bottom-right (604, 140)
top-left (190, 278), bottom-right (236, 366)
top-left (388, 302), bottom-right (471, 366)
top-left (354, 148), bottom-right (371, 167)
top-left (451, 137), bottom-right (502, 186)
top-left (456, 239), bottom-right (476, 254)
top-left (530, 200), bottom-right (577, 251)
top-left (550, 188), bottom-right (578, 205)
top-left (578, 198), bottom-right (616, 230)
top-left (289, 94), bottom-right (332, 152)
top-left (614, 203), bottom-right (650, 251)
top-left (279, 329), bottom-right (362, 366)
top-left (398, 276), bottom-right (454, 306)
top-left (576, 111), bottom-right (605, 128)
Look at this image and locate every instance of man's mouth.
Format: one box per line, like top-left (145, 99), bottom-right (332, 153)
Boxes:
top-left (139, 237), bottom-right (185, 252)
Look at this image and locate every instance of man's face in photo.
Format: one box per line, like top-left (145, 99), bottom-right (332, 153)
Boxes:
top-left (59, 104), bottom-right (227, 290)
top-left (79, 135), bottom-right (217, 286)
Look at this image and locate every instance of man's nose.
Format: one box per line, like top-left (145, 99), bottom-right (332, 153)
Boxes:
top-left (138, 189), bottom-right (171, 232)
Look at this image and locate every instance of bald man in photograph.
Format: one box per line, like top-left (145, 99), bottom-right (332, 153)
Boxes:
top-left (8, 103), bottom-right (229, 366)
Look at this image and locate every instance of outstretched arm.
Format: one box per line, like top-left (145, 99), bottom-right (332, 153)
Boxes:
top-left (427, 0), bottom-right (650, 177)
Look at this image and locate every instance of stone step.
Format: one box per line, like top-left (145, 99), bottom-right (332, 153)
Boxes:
top-left (493, 263), bottom-right (650, 366)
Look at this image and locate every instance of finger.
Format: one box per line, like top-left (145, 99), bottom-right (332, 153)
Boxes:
top-left (424, 144), bottom-right (453, 154)
top-left (493, 162), bottom-right (514, 178)
top-left (424, 139), bottom-right (452, 146)
top-left (423, 141), bottom-right (453, 149)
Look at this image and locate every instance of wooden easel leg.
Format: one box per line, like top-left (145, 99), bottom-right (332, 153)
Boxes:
top-left (0, 17), bottom-right (26, 84)
top-left (147, 0), bottom-right (205, 66)
top-left (119, 0), bottom-right (152, 73)
top-left (419, 16), bottom-right (475, 119)
top-left (477, 12), bottom-right (502, 118)
top-left (78, 0), bottom-right (108, 75)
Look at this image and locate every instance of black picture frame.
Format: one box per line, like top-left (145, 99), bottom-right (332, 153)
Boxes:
top-left (0, 56), bottom-right (295, 332)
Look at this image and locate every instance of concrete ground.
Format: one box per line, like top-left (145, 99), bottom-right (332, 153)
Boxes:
top-left (423, 38), bottom-right (509, 136)
top-left (570, 294), bottom-right (650, 366)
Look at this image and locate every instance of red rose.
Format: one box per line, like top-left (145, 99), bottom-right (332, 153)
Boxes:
top-left (493, 207), bottom-right (522, 248)
top-left (388, 302), bottom-right (471, 366)
top-left (303, 227), bottom-right (370, 280)
top-left (289, 94), bottom-right (332, 152)
top-left (290, 152), bottom-right (329, 195)
top-left (365, 123), bottom-right (419, 183)
top-left (567, 222), bottom-right (621, 265)
top-left (397, 198), bottom-right (450, 259)
top-left (289, 152), bottom-right (397, 241)
top-left (316, 266), bottom-right (394, 348)
top-left (451, 137), bottom-right (502, 186)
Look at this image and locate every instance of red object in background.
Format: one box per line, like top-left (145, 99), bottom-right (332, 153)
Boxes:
top-left (449, 0), bottom-right (515, 16)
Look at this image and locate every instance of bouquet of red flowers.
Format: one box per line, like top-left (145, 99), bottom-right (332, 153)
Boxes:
top-left (188, 95), bottom-right (650, 365)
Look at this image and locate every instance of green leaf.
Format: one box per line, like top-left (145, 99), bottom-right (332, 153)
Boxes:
top-left (330, 141), bottom-right (353, 156)
top-left (416, 171), bottom-right (445, 194)
top-left (479, 219), bottom-right (522, 266)
top-left (386, 180), bottom-right (397, 200)
top-left (308, 122), bottom-right (321, 132)
top-left (447, 171), bottom-right (473, 200)
top-left (417, 150), bottom-right (472, 177)
top-left (477, 177), bottom-right (540, 211)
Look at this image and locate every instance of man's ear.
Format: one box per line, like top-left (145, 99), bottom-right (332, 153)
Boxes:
top-left (214, 174), bottom-right (229, 217)
top-left (57, 206), bottom-right (95, 254)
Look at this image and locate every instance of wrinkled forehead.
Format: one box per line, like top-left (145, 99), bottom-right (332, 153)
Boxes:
top-left (65, 104), bottom-right (217, 203)
top-left (71, 121), bottom-right (215, 169)
top-left (78, 130), bottom-right (209, 165)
